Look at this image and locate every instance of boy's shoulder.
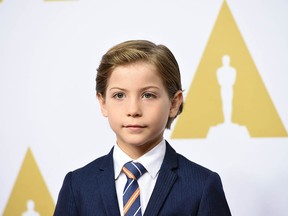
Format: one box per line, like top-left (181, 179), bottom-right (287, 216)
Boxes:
top-left (69, 147), bottom-right (114, 180)
top-left (164, 142), bottom-right (217, 182)
top-left (165, 142), bottom-right (212, 170)
top-left (176, 152), bottom-right (212, 174)
top-left (168, 146), bottom-right (223, 192)
top-left (176, 152), bottom-right (215, 178)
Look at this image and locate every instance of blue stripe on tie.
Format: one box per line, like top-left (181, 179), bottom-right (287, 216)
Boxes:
top-left (123, 161), bottom-right (146, 216)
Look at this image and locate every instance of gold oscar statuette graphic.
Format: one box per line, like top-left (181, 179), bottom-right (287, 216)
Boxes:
top-left (3, 148), bottom-right (55, 216)
top-left (171, 1), bottom-right (287, 139)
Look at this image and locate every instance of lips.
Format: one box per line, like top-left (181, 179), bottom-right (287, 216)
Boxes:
top-left (124, 125), bottom-right (147, 129)
top-left (123, 125), bottom-right (147, 132)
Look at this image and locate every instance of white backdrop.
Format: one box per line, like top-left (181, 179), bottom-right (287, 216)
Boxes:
top-left (1, 0), bottom-right (288, 215)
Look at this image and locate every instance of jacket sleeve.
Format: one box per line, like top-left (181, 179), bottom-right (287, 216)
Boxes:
top-left (53, 172), bottom-right (79, 216)
top-left (197, 172), bottom-right (232, 216)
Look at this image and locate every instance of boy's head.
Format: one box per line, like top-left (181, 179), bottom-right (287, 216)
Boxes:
top-left (96, 40), bottom-right (183, 129)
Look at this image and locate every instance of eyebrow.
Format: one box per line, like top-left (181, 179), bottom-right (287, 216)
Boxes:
top-left (108, 85), bottom-right (161, 92)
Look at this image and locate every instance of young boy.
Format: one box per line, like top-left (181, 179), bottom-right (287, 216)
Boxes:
top-left (54, 40), bottom-right (231, 216)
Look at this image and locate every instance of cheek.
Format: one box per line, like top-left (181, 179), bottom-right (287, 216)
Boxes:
top-left (107, 113), bottom-right (121, 131)
top-left (149, 103), bottom-right (171, 122)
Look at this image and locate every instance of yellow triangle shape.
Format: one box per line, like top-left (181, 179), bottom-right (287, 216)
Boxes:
top-left (171, 1), bottom-right (287, 138)
top-left (3, 148), bottom-right (55, 216)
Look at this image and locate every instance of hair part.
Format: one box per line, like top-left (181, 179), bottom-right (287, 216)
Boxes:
top-left (96, 40), bottom-right (183, 129)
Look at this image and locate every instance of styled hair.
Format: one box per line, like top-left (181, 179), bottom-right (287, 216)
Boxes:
top-left (96, 40), bottom-right (183, 129)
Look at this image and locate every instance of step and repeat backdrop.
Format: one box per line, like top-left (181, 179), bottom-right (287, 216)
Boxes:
top-left (1, 0), bottom-right (287, 215)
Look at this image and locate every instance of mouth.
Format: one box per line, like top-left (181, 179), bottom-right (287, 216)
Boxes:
top-left (123, 125), bottom-right (148, 132)
top-left (124, 125), bottom-right (147, 129)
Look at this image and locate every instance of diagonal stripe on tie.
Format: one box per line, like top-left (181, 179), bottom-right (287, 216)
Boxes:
top-left (122, 161), bottom-right (146, 216)
top-left (123, 188), bottom-right (140, 214)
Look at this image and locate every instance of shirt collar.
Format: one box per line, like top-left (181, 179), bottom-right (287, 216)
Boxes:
top-left (113, 139), bottom-right (166, 180)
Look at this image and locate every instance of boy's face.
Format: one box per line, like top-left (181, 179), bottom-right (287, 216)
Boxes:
top-left (98, 62), bottom-right (182, 159)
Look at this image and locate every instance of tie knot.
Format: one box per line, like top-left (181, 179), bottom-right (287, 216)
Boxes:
top-left (122, 161), bottom-right (146, 180)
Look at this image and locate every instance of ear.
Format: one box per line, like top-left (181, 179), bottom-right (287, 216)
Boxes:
top-left (97, 93), bottom-right (108, 117)
top-left (169, 90), bottom-right (183, 118)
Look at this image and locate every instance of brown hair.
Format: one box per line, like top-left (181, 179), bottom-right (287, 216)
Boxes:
top-left (96, 40), bottom-right (183, 129)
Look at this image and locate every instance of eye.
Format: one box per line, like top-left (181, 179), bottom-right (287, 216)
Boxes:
top-left (113, 92), bottom-right (125, 99)
top-left (142, 92), bottom-right (156, 99)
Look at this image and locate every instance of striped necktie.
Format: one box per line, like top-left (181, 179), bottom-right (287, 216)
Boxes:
top-left (122, 161), bottom-right (147, 216)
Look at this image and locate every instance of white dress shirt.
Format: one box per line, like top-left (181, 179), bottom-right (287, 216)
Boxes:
top-left (113, 139), bottom-right (166, 216)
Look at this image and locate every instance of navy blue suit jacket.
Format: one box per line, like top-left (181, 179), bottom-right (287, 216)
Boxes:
top-left (54, 142), bottom-right (231, 215)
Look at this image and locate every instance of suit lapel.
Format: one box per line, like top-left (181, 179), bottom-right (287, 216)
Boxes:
top-left (144, 142), bottom-right (178, 216)
top-left (98, 147), bottom-right (121, 216)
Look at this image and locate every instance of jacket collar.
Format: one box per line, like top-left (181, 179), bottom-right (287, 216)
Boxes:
top-left (97, 141), bottom-right (178, 216)
top-left (98, 147), bottom-right (121, 216)
top-left (144, 141), bottom-right (178, 216)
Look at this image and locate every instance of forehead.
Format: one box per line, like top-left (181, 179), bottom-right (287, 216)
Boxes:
top-left (108, 62), bottom-right (164, 86)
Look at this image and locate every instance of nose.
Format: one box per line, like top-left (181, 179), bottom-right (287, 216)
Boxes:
top-left (127, 98), bottom-right (142, 117)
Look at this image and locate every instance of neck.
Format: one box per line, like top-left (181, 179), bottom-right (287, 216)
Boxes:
top-left (117, 137), bottom-right (163, 159)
